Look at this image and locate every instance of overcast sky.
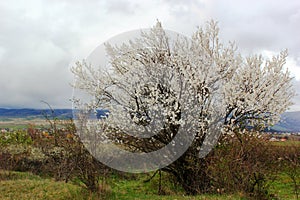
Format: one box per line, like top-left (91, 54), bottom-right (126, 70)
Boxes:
top-left (0, 0), bottom-right (299, 111)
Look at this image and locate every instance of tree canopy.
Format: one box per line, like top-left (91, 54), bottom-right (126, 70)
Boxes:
top-left (71, 20), bottom-right (294, 173)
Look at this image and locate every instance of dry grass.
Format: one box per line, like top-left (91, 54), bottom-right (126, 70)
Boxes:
top-left (0, 170), bottom-right (94, 200)
top-left (0, 118), bottom-right (47, 129)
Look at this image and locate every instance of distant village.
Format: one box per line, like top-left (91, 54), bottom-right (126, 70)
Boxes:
top-left (265, 132), bottom-right (300, 142)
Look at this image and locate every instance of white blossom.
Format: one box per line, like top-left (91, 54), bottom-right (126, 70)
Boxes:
top-left (71, 20), bottom-right (294, 161)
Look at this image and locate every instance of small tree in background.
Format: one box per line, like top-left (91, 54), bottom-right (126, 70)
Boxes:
top-left (71, 20), bottom-right (294, 194)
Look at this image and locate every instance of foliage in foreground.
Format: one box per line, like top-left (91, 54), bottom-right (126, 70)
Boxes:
top-left (0, 170), bottom-right (93, 200)
top-left (0, 170), bottom-right (242, 200)
top-left (1, 168), bottom-right (299, 200)
top-left (0, 125), bottom-right (299, 199)
top-left (0, 122), bottom-right (109, 192)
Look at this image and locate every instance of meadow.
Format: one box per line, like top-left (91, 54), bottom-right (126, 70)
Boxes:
top-left (0, 118), bottom-right (299, 200)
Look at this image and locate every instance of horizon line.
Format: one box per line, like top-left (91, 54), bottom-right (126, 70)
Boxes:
top-left (0, 107), bottom-right (299, 113)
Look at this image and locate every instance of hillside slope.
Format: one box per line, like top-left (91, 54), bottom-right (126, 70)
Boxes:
top-left (0, 108), bottom-right (73, 119)
top-left (0, 108), bottom-right (299, 132)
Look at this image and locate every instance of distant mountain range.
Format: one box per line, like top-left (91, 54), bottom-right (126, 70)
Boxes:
top-left (0, 108), bottom-right (299, 132)
top-left (268, 111), bottom-right (300, 133)
top-left (0, 108), bottom-right (73, 119)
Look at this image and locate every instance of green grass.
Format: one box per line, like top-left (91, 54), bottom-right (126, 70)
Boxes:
top-left (0, 124), bottom-right (28, 129)
top-left (0, 170), bottom-right (41, 181)
top-left (0, 134), bottom-right (298, 200)
top-left (270, 140), bottom-right (300, 147)
top-left (107, 173), bottom-right (242, 200)
top-left (0, 170), bottom-right (243, 200)
top-left (269, 173), bottom-right (299, 200)
top-left (0, 170), bottom-right (99, 200)
top-left (1, 170), bottom-right (299, 200)
top-left (0, 179), bottom-right (81, 200)
top-left (0, 118), bottom-right (47, 130)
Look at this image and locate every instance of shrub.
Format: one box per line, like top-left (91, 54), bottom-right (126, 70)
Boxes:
top-left (274, 141), bottom-right (300, 199)
top-left (205, 132), bottom-right (278, 199)
top-left (0, 130), bottom-right (32, 146)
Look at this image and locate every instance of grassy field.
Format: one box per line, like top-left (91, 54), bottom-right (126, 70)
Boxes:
top-left (0, 118), bottom-right (47, 129)
top-left (0, 170), bottom-right (243, 200)
top-left (269, 173), bottom-right (299, 200)
top-left (0, 171), bottom-right (92, 200)
top-left (0, 119), bottom-right (299, 200)
top-left (1, 170), bottom-right (299, 200)
top-left (0, 117), bottom-right (70, 129)
top-left (108, 174), bottom-right (242, 200)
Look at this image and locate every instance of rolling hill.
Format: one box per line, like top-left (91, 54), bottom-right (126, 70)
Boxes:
top-left (270, 111), bottom-right (300, 132)
top-left (0, 108), bottom-right (299, 132)
top-left (0, 108), bottom-right (73, 119)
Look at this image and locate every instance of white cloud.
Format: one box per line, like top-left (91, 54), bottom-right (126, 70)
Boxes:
top-left (260, 50), bottom-right (300, 81)
top-left (105, 0), bottom-right (139, 15)
top-left (290, 80), bottom-right (300, 112)
top-left (286, 57), bottom-right (300, 81)
top-left (0, 47), bottom-right (5, 61)
top-left (0, 0), bottom-right (299, 111)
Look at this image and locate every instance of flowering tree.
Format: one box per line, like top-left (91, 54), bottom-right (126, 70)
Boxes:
top-left (71, 21), bottom-right (294, 194)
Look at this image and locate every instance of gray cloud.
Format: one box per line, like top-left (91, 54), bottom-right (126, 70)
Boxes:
top-left (0, 1), bottom-right (82, 108)
top-left (0, 0), bottom-right (299, 111)
top-left (291, 80), bottom-right (300, 111)
top-left (207, 0), bottom-right (300, 111)
top-left (211, 0), bottom-right (300, 53)
top-left (105, 0), bottom-right (139, 15)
